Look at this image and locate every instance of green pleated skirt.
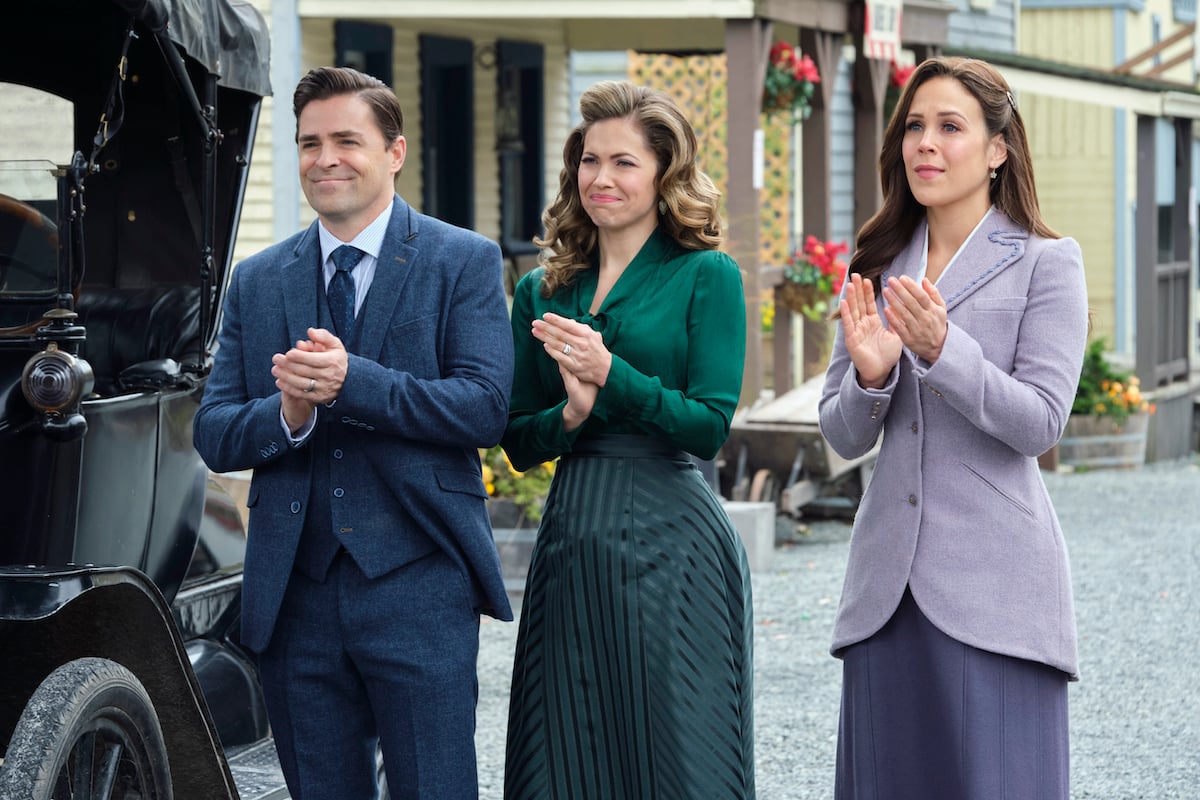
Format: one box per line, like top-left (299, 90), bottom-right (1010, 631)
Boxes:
top-left (504, 435), bottom-right (755, 799)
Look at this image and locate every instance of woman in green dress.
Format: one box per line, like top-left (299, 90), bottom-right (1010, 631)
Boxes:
top-left (502, 80), bottom-right (754, 798)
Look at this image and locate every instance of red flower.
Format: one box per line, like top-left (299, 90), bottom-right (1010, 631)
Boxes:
top-left (890, 61), bottom-right (915, 90)
top-left (794, 54), bottom-right (821, 85)
top-left (763, 42), bottom-right (820, 123)
top-left (770, 41), bottom-right (794, 67)
top-left (783, 235), bottom-right (849, 320)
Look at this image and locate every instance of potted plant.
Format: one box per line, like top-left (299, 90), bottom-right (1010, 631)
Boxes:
top-left (1060, 338), bottom-right (1156, 468)
top-left (481, 445), bottom-right (556, 595)
top-left (762, 41), bottom-right (820, 124)
top-left (778, 235), bottom-right (849, 321)
top-left (481, 445), bottom-right (556, 529)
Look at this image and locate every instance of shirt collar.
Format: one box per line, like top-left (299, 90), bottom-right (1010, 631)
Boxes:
top-left (317, 198), bottom-right (394, 264)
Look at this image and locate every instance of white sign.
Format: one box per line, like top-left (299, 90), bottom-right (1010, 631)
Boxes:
top-left (864, 0), bottom-right (902, 62)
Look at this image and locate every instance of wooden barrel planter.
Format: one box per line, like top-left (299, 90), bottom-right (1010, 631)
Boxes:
top-left (1058, 413), bottom-right (1149, 469)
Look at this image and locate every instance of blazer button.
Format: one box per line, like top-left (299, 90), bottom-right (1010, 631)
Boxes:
top-left (333, 487), bottom-right (345, 498)
top-left (290, 501), bottom-right (301, 514)
top-left (333, 448), bottom-right (344, 459)
top-left (908, 495), bottom-right (918, 506)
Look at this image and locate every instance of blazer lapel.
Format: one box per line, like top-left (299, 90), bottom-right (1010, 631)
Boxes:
top-left (936, 209), bottom-right (1027, 312)
top-left (357, 196), bottom-right (419, 362)
top-left (282, 222), bottom-right (322, 346)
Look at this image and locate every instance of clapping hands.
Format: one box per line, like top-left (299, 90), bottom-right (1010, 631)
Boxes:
top-left (840, 274), bottom-right (946, 389)
top-left (532, 312), bottom-right (613, 431)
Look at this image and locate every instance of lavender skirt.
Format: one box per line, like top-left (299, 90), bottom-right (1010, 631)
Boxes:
top-left (835, 588), bottom-right (1070, 800)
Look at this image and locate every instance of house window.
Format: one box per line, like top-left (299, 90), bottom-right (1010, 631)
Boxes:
top-left (1173, 0), bottom-right (1195, 23)
top-left (419, 35), bottom-right (475, 230)
top-left (495, 41), bottom-right (544, 256)
top-left (335, 21), bottom-right (394, 87)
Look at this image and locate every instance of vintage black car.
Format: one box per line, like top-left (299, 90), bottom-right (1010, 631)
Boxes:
top-left (0, 1), bottom-right (334, 798)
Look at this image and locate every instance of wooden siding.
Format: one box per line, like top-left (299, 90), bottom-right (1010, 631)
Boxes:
top-left (1121, 0), bottom-right (1198, 85)
top-left (244, 18), bottom-right (571, 254)
top-left (232, 0), bottom-right (276, 264)
top-left (297, 0), bottom-right (756, 20)
top-left (1021, 8), bottom-right (1120, 343)
top-left (830, 55), bottom-right (856, 250)
top-left (947, 0), bottom-right (1018, 51)
top-left (1022, 8), bottom-right (1115, 68)
top-left (1026, 94), bottom-right (1119, 341)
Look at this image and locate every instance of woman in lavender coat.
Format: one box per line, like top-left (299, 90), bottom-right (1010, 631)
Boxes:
top-left (819, 57), bottom-right (1088, 799)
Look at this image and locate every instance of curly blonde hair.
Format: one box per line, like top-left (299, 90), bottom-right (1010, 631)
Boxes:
top-left (536, 81), bottom-right (723, 297)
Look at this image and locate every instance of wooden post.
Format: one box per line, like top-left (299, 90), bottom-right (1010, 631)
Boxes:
top-left (726, 19), bottom-right (771, 407)
top-left (851, 13), bottom-right (890, 234)
top-left (1134, 114), bottom-right (1156, 389)
top-left (797, 28), bottom-right (843, 383)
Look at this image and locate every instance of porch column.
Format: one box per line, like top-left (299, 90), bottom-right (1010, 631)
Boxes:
top-left (796, 28), bottom-right (843, 384)
top-left (1171, 116), bottom-right (1193, 380)
top-left (1134, 114), bottom-right (1157, 389)
top-left (726, 19), bottom-right (771, 407)
top-left (851, 50), bottom-right (890, 232)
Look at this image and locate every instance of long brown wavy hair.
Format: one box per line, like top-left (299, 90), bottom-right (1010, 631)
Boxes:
top-left (850, 57), bottom-right (1058, 285)
top-left (536, 80), bottom-right (724, 297)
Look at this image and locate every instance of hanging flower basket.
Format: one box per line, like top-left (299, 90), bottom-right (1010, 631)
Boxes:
top-left (884, 60), bottom-right (916, 122)
top-left (778, 235), bottom-right (849, 320)
top-left (762, 41), bottom-right (820, 124)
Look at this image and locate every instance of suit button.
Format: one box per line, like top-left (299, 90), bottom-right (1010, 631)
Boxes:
top-left (333, 448), bottom-right (343, 459)
top-left (333, 487), bottom-right (345, 498)
top-left (908, 495), bottom-right (917, 506)
top-left (290, 501), bottom-right (301, 514)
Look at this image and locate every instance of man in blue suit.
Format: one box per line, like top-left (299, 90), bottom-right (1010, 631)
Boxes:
top-left (193, 66), bottom-right (514, 799)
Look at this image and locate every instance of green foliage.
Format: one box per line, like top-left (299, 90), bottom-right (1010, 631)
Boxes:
top-left (480, 445), bottom-right (556, 524)
top-left (1072, 338), bottom-right (1153, 424)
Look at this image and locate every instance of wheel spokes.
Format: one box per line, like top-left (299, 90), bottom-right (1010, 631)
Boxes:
top-left (70, 730), bottom-right (97, 798)
top-left (92, 740), bottom-right (123, 800)
top-left (65, 722), bottom-right (136, 800)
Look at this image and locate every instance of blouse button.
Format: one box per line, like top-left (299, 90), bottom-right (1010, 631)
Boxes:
top-left (908, 495), bottom-right (918, 506)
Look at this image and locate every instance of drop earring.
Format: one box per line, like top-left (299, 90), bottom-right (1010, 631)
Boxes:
top-left (658, 199), bottom-right (667, 214)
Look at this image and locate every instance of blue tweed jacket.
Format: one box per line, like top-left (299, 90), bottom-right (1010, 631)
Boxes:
top-left (194, 195), bottom-right (514, 653)
top-left (819, 208), bottom-right (1088, 677)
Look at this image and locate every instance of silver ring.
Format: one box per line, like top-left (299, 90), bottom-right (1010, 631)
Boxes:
top-left (562, 344), bottom-right (572, 356)
top-left (305, 378), bottom-right (316, 393)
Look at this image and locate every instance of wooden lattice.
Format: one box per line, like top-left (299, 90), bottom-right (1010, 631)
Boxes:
top-left (630, 53), bottom-right (793, 268)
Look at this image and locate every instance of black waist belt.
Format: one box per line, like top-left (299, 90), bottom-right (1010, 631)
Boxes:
top-left (568, 434), bottom-right (690, 462)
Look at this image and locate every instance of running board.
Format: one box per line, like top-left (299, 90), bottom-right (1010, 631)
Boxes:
top-left (226, 739), bottom-right (290, 800)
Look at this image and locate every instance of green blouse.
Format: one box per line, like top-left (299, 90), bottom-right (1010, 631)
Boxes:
top-left (502, 228), bottom-right (746, 470)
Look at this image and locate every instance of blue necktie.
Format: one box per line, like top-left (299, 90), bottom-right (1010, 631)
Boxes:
top-left (328, 245), bottom-right (364, 336)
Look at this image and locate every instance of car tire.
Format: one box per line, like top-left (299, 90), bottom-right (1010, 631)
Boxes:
top-left (0, 656), bottom-right (173, 799)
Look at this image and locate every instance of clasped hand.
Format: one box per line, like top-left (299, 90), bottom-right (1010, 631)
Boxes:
top-left (840, 274), bottom-right (947, 389)
top-left (532, 312), bottom-right (612, 432)
top-left (271, 327), bottom-right (348, 432)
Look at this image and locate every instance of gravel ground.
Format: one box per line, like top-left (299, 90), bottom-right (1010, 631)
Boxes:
top-left (474, 455), bottom-right (1199, 798)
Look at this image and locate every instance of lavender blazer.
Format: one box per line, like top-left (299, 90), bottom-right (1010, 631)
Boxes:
top-left (819, 208), bottom-right (1088, 677)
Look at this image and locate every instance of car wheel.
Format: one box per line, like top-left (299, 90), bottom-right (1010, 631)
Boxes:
top-left (0, 657), bottom-right (173, 799)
